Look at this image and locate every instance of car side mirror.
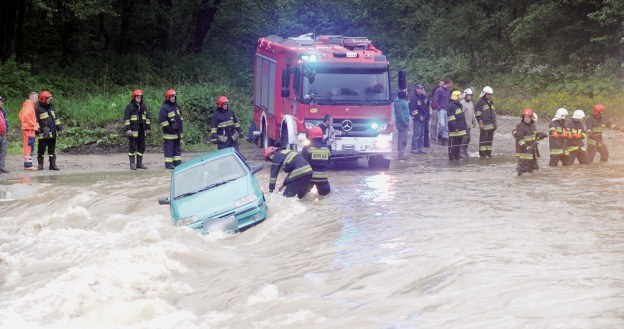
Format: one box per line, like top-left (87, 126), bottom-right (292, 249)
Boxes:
top-left (158, 196), bottom-right (170, 205)
top-left (251, 164), bottom-right (263, 174)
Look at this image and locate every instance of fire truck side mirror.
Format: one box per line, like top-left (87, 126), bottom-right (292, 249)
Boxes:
top-left (281, 70), bottom-right (290, 97)
top-left (398, 70), bottom-right (407, 90)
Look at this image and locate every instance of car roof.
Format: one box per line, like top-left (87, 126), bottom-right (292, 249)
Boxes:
top-left (173, 148), bottom-right (242, 173)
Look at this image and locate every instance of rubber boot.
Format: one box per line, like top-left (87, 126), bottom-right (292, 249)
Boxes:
top-left (37, 155), bottom-right (44, 170)
top-left (136, 155), bottom-right (147, 169)
top-left (49, 155), bottom-right (60, 171)
top-left (129, 155), bottom-right (136, 170)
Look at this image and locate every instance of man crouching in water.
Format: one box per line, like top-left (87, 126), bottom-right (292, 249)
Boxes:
top-left (264, 146), bottom-right (313, 198)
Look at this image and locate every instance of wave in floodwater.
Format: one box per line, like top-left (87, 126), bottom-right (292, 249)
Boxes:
top-left (1, 117), bottom-right (624, 329)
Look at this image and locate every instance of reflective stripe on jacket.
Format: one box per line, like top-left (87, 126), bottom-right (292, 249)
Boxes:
top-left (269, 149), bottom-right (312, 191)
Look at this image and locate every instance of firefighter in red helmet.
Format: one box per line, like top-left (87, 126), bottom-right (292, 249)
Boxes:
top-left (35, 91), bottom-right (63, 170)
top-left (301, 126), bottom-right (331, 195)
top-left (586, 104), bottom-right (622, 163)
top-left (210, 95), bottom-right (243, 150)
top-left (124, 89), bottom-right (151, 170)
top-left (515, 108), bottom-right (547, 176)
top-left (158, 89), bottom-right (183, 169)
top-left (264, 146), bottom-right (313, 198)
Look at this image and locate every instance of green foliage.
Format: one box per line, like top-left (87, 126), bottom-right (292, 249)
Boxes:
top-left (0, 57), bottom-right (37, 96)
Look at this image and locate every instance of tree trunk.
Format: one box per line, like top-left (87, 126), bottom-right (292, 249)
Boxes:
top-left (159, 0), bottom-right (173, 51)
top-left (118, 1), bottom-right (134, 55)
top-left (185, 0), bottom-right (222, 54)
top-left (15, 0), bottom-right (25, 62)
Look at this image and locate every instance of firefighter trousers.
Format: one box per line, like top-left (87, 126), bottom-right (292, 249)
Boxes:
top-left (567, 149), bottom-right (589, 165)
top-left (22, 130), bottom-right (36, 167)
top-left (479, 130), bottom-right (494, 157)
top-left (283, 173), bottom-right (313, 199)
top-left (128, 131), bottom-right (146, 156)
top-left (164, 139), bottom-right (181, 168)
top-left (549, 154), bottom-right (570, 167)
top-left (38, 138), bottom-right (56, 157)
top-left (448, 136), bottom-right (463, 160)
top-left (308, 179), bottom-right (331, 196)
top-left (587, 143), bottom-right (608, 163)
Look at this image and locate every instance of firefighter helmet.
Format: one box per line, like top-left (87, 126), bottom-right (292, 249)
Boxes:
top-left (131, 89), bottom-right (143, 101)
top-left (39, 91), bottom-right (52, 103)
top-left (522, 108), bottom-right (534, 118)
top-left (572, 110), bottom-right (585, 120)
top-left (593, 104), bottom-right (605, 116)
top-left (482, 86), bottom-right (493, 94)
top-left (308, 126), bottom-right (323, 139)
top-left (554, 108), bottom-right (568, 120)
top-left (450, 90), bottom-right (461, 101)
top-left (464, 88), bottom-right (473, 95)
top-left (217, 96), bottom-right (229, 107)
top-left (165, 89), bottom-right (177, 101)
top-left (263, 146), bottom-right (277, 161)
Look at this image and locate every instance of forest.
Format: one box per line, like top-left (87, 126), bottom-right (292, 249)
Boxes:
top-left (0, 0), bottom-right (622, 151)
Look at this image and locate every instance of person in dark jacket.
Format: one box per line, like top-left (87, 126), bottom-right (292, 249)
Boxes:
top-left (475, 86), bottom-right (497, 158)
top-left (124, 89), bottom-right (151, 170)
top-left (393, 88), bottom-right (410, 160)
top-left (318, 114), bottom-right (335, 150)
top-left (158, 89), bottom-right (183, 169)
top-left (264, 146), bottom-right (313, 199)
top-left (434, 79), bottom-right (452, 145)
top-left (409, 83), bottom-right (429, 154)
top-left (446, 90), bottom-right (467, 160)
top-left (567, 110), bottom-right (589, 165)
top-left (548, 108), bottom-right (571, 166)
top-left (302, 127), bottom-right (331, 196)
top-left (0, 96), bottom-right (9, 173)
top-left (36, 91), bottom-right (63, 171)
top-left (210, 95), bottom-right (243, 151)
top-left (586, 104), bottom-right (622, 163)
top-left (515, 109), bottom-right (548, 176)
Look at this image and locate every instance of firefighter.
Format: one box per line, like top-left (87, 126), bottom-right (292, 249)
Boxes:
top-left (124, 89), bottom-right (151, 170)
top-left (302, 126), bottom-right (331, 196)
top-left (18, 92), bottom-right (39, 171)
top-left (264, 146), bottom-right (313, 199)
top-left (567, 110), bottom-right (589, 165)
top-left (36, 91), bottom-right (63, 171)
top-left (158, 89), bottom-right (183, 169)
top-left (586, 104), bottom-right (622, 163)
top-left (475, 86), bottom-right (497, 158)
top-left (447, 90), bottom-right (467, 161)
top-left (548, 108), bottom-right (571, 167)
top-left (515, 109), bottom-right (548, 176)
top-left (210, 96), bottom-right (243, 151)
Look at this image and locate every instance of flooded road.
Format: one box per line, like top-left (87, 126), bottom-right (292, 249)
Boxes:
top-left (1, 117), bottom-right (624, 328)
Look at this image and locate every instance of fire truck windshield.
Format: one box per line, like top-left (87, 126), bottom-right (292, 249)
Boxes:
top-left (301, 67), bottom-right (390, 105)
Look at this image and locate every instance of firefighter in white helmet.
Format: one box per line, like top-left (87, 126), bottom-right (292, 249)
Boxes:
top-left (548, 108), bottom-right (571, 166)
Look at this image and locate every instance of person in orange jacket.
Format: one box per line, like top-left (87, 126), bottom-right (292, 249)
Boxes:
top-left (18, 92), bottom-right (39, 170)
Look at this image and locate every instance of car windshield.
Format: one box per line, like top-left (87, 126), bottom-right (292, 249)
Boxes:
top-left (173, 154), bottom-right (246, 199)
top-left (302, 67), bottom-right (390, 105)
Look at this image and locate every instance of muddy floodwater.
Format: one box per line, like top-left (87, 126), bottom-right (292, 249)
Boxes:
top-left (1, 117), bottom-right (623, 328)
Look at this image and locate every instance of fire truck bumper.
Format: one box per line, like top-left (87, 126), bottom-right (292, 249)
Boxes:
top-left (331, 133), bottom-right (392, 159)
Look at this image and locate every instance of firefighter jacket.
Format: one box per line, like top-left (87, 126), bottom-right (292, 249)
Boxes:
top-left (36, 103), bottom-right (62, 139)
top-left (210, 107), bottom-right (243, 145)
top-left (475, 97), bottom-right (497, 131)
top-left (549, 119), bottom-right (569, 156)
top-left (515, 121), bottom-right (539, 160)
top-left (302, 139), bottom-right (330, 182)
top-left (567, 119), bottom-right (587, 152)
top-left (158, 101), bottom-right (183, 140)
top-left (512, 122), bottom-right (521, 157)
top-left (268, 149), bottom-right (313, 192)
top-left (409, 93), bottom-right (429, 122)
top-left (447, 101), bottom-right (467, 138)
top-left (124, 101), bottom-right (151, 137)
top-left (586, 114), bottom-right (618, 146)
top-left (19, 100), bottom-right (39, 131)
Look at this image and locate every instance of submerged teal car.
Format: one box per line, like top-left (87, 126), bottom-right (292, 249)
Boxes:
top-left (159, 148), bottom-right (266, 233)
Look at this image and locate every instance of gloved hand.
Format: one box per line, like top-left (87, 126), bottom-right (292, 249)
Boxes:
top-left (56, 124), bottom-right (63, 132)
top-left (537, 132), bottom-right (548, 140)
top-left (574, 133), bottom-right (582, 139)
top-left (126, 130), bottom-right (133, 137)
top-left (171, 120), bottom-right (179, 130)
top-left (479, 122), bottom-right (484, 130)
top-left (232, 132), bottom-right (239, 141)
top-left (551, 130), bottom-right (559, 139)
top-left (561, 130), bottom-right (569, 139)
top-left (43, 126), bottom-right (51, 135)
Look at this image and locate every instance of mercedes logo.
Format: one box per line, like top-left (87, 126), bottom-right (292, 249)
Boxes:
top-left (341, 120), bottom-right (353, 132)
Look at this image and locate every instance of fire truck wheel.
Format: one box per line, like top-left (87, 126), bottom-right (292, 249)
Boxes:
top-left (368, 155), bottom-right (391, 169)
top-left (261, 122), bottom-right (273, 149)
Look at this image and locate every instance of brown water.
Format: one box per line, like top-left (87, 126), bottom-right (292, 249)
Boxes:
top-left (1, 117), bottom-right (623, 329)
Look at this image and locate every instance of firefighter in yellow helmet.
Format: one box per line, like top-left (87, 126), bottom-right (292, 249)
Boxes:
top-left (447, 90), bottom-right (467, 160)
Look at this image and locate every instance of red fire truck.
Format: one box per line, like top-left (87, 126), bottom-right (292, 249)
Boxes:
top-left (253, 34), bottom-right (403, 168)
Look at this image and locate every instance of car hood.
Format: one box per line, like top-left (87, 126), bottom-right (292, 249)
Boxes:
top-left (172, 176), bottom-right (252, 220)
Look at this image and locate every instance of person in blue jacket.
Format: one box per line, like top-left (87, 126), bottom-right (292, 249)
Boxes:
top-left (393, 88), bottom-right (410, 160)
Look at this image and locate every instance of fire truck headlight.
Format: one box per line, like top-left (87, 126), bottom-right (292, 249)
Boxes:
top-left (309, 54), bottom-right (319, 62)
top-left (373, 134), bottom-right (392, 150)
top-left (370, 122), bottom-right (379, 130)
top-left (371, 122), bottom-right (388, 132)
